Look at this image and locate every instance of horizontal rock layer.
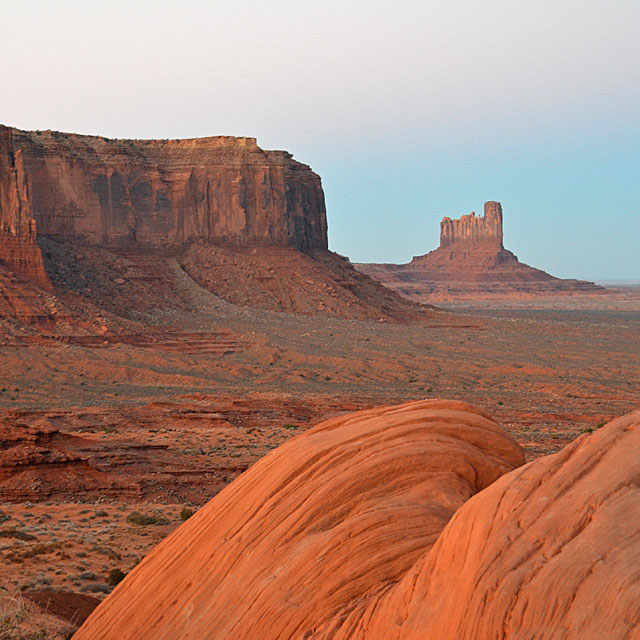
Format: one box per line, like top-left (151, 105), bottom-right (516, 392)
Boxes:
top-left (4, 125), bottom-right (328, 251)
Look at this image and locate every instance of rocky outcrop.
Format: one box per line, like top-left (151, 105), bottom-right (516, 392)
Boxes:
top-left (74, 399), bottom-right (524, 640)
top-left (357, 202), bottom-right (604, 302)
top-left (0, 423), bottom-right (139, 502)
top-left (0, 128), bottom-right (51, 289)
top-left (322, 407), bottom-right (640, 639)
top-left (1, 125), bottom-right (426, 322)
top-left (74, 403), bottom-right (640, 640)
top-left (7, 126), bottom-right (327, 251)
top-left (440, 200), bottom-right (503, 248)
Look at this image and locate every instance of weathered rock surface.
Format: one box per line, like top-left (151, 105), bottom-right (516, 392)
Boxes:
top-left (74, 399), bottom-right (524, 640)
top-left (321, 407), bottom-right (640, 639)
top-left (0, 127), bottom-right (51, 289)
top-left (441, 200), bottom-right (504, 247)
top-left (357, 202), bottom-right (604, 302)
top-left (74, 403), bottom-right (640, 640)
top-left (0, 423), bottom-right (138, 501)
top-left (6, 126), bottom-right (327, 251)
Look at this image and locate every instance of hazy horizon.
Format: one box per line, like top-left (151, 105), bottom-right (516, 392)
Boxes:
top-left (2, 0), bottom-right (638, 280)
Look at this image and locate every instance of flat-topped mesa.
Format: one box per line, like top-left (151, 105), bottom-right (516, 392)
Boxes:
top-left (440, 201), bottom-right (503, 249)
top-left (1, 125), bottom-right (328, 252)
top-left (0, 127), bottom-right (51, 289)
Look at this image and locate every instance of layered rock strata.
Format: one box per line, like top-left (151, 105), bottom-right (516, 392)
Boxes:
top-left (74, 399), bottom-right (524, 639)
top-left (0, 128), bottom-right (51, 289)
top-left (75, 402), bottom-right (640, 639)
top-left (5, 126), bottom-right (327, 251)
top-left (357, 202), bottom-right (604, 302)
top-left (1, 125), bottom-right (427, 321)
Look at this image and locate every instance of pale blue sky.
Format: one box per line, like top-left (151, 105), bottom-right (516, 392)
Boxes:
top-left (1, 0), bottom-right (638, 279)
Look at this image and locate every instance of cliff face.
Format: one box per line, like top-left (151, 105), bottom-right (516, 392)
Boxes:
top-left (0, 128), bottom-right (51, 289)
top-left (6, 126), bottom-right (327, 251)
top-left (440, 201), bottom-right (503, 248)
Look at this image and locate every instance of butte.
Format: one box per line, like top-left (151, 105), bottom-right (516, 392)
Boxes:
top-left (356, 201), bottom-right (604, 303)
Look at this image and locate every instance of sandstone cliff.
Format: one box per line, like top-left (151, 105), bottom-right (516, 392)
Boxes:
top-left (357, 201), bottom-right (604, 302)
top-left (0, 128), bottom-right (51, 289)
top-left (0, 125), bottom-right (426, 322)
top-left (7, 126), bottom-right (327, 251)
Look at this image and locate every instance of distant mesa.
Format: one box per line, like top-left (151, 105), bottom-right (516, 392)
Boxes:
top-left (0, 124), bottom-right (424, 323)
top-left (356, 201), bottom-right (604, 302)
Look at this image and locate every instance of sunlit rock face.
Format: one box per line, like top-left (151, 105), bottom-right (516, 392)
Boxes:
top-left (440, 200), bottom-right (503, 248)
top-left (73, 399), bottom-right (524, 640)
top-left (0, 127), bottom-right (51, 289)
top-left (75, 402), bottom-right (640, 639)
top-left (4, 126), bottom-right (328, 252)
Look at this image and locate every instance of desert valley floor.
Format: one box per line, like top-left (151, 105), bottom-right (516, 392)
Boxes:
top-left (1, 277), bottom-right (638, 632)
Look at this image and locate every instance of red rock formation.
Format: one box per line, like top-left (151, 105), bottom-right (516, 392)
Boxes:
top-left (74, 399), bottom-right (524, 640)
top-left (0, 423), bottom-right (139, 502)
top-left (321, 408), bottom-right (640, 639)
top-left (440, 200), bottom-right (503, 248)
top-left (0, 127), bottom-right (51, 289)
top-left (8, 127), bottom-right (327, 251)
top-left (75, 404), bottom-right (640, 640)
top-left (357, 201), bottom-right (604, 302)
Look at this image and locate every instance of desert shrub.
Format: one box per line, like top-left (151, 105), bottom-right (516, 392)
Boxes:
top-left (78, 572), bottom-right (95, 581)
top-left (180, 508), bottom-right (194, 522)
top-left (282, 423), bottom-right (298, 430)
top-left (126, 511), bottom-right (168, 526)
top-left (0, 590), bottom-right (76, 639)
top-left (107, 568), bottom-right (126, 586)
top-left (81, 583), bottom-right (110, 594)
top-left (0, 529), bottom-right (37, 542)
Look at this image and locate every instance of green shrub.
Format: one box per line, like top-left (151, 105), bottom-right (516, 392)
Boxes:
top-left (126, 511), bottom-right (168, 526)
top-left (180, 508), bottom-right (194, 522)
top-left (107, 568), bottom-right (126, 586)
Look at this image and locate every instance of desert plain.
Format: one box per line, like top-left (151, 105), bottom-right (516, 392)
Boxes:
top-left (0, 126), bottom-right (638, 637)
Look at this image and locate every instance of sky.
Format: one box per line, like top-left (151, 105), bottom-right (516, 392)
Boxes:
top-left (1, 0), bottom-right (638, 280)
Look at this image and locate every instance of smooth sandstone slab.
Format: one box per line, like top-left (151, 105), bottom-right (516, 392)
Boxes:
top-left (323, 408), bottom-right (640, 639)
top-left (74, 399), bottom-right (523, 640)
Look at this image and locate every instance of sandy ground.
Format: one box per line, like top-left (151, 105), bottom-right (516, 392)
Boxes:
top-left (0, 282), bottom-right (638, 633)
